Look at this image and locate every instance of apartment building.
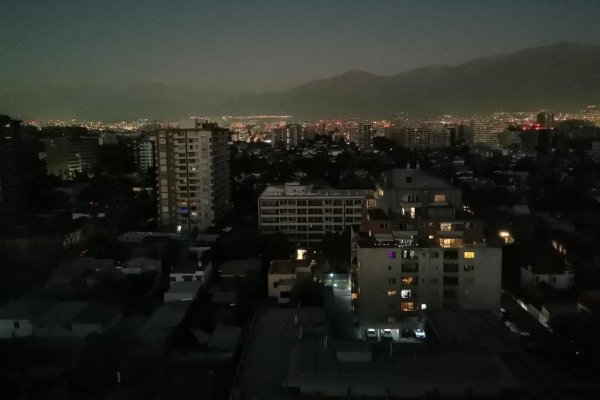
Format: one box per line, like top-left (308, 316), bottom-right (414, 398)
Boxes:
top-left (155, 119), bottom-right (230, 232)
top-left (258, 182), bottom-right (371, 246)
top-left (356, 243), bottom-right (501, 324)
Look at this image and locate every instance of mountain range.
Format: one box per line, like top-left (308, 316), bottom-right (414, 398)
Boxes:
top-left (3, 43), bottom-right (600, 120)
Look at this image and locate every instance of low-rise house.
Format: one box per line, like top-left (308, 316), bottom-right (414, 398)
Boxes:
top-left (119, 257), bottom-right (161, 275)
top-left (268, 260), bottom-right (312, 304)
top-left (520, 263), bottom-right (574, 290)
top-left (33, 301), bottom-right (89, 338)
top-left (164, 281), bottom-right (202, 303)
top-left (0, 298), bottom-right (57, 338)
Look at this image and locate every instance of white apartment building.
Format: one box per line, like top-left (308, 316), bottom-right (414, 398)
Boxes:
top-left (258, 183), bottom-right (371, 245)
top-left (155, 119), bottom-right (230, 232)
top-left (356, 244), bottom-right (501, 324)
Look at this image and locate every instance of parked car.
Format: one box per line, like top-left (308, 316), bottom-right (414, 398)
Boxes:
top-left (366, 328), bottom-right (377, 339)
top-left (401, 328), bottom-right (414, 338)
top-left (381, 329), bottom-right (393, 339)
top-left (414, 328), bottom-right (426, 340)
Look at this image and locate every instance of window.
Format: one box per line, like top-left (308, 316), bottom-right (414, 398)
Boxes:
top-left (440, 223), bottom-right (452, 231)
top-left (443, 289), bottom-right (457, 299)
top-left (388, 278), bottom-right (396, 284)
top-left (444, 250), bottom-right (458, 260)
top-left (401, 302), bottom-right (415, 311)
top-left (406, 176), bottom-right (413, 183)
top-left (402, 264), bottom-right (418, 272)
top-left (388, 265), bottom-right (392, 271)
top-left (434, 194), bottom-right (446, 203)
top-left (401, 276), bottom-right (414, 285)
top-left (400, 289), bottom-right (411, 299)
top-left (387, 251), bottom-right (396, 259)
top-left (443, 276), bottom-right (458, 286)
top-left (273, 282), bottom-right (279, 288)
top-left (387, 290), bottom-right (397, 296)
top-left (443, 264), bottom-right (459, 273)
top-left (464, 264), bottom-right (474, 272)
top-left (13, 321), bottom-right (20, 329)
top-left (464, 251), bottom-right (475, 259)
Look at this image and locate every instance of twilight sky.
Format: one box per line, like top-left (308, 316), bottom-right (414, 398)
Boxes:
top-left (2, 0), bottom-right (600, 93)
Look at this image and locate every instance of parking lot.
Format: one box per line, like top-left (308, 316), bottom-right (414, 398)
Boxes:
top-left (363, 327), bottom-right (427, 343)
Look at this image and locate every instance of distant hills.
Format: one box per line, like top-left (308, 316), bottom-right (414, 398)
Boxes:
top-left (215, 43), bottom-right (600, 119)
top-left (3, 43), bottom-right (600, 120)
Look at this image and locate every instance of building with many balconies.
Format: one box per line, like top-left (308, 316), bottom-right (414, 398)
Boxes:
top-left (258, 182), bottom-right (371, 246)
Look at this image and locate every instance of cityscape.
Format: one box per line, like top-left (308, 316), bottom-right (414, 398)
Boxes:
top-left (2, 1), bottom-right (600, 400)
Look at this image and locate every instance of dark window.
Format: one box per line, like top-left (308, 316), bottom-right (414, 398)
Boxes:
top-left (443, 264), bottom-right (459, 273)
top-left (443, 289), bottom-right (457, 299)
top-left (280, 291), bottom-right (291, 298)
top-left (406, 176), bottom-right (412, 183)
top-left (444, 250), bottom-right (458, 260)
top-left (13, 321), bottom-right (20, 329)
top-left (273, 282), bottom-right (279, 288)
top-left (443, 276), bottom-right (459, 285)
top-left (402, 263), bottom-right (419, 272)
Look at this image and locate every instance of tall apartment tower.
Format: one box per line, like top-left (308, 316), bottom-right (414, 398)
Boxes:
top-left (155, 119), bottom-right (230, 233)
top-left (357, 123), bottom-right (374, 151)
top-left (0, 115), bottom-right (24, 220)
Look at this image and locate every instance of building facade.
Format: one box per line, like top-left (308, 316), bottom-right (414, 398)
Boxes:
top-left (356, 244), bottom-right (501, 324)
top-left (0, 115), bottom-right (24, 219)
top-left (258, 182), bottom-right (371, 246)
top-left (155, 119), bottom-right (230, 232)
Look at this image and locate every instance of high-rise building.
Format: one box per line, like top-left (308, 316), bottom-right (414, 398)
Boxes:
top-left (131, 137), bottom-right (155, 173)
top-left (352, 167), bottom-right (501, 323)
top-left (355, 123), bottom-right (374, 150)
top-left (41, 130), bottom-right (99, 179)
top-left (536, 111), bottom-right (554, 129)
top-left (271, 123), bottom-right (303, 149)
top-left (155, 119), bottom-right (230, 233)
top-left (0, 115), bottom-right (24, 219)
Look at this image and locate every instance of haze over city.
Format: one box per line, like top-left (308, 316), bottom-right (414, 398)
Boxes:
top-left (3, 0), bottom-right (600, 119)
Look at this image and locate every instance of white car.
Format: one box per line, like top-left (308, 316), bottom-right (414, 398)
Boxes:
top-left (366, 329), bottom-right (377, 339)
top-left (414, 328), bottom-right (426, 340)
top-left (381, 329), bottom-right (393, 339)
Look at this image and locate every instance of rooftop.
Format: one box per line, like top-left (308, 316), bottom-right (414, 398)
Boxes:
top-left (260, 183), bottom-right (371, 198)
top-left (269, 259), bottom-right (308, 275)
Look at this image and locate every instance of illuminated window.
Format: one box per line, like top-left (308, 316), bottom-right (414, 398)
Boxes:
top-left (428, 235), bottom-right (434, 240)
top-left (439, 238), bottom-right (462, 248)
top-left (434, 194), bottom-right (446, 203)
top-left (464, 251), bottom-right (475, 259)
top-left (400, 289), bottom-right (411, 298)
top-left (421, 304), bottom-right (427, 310)
top-left (440, 223), bottom-right (452, 231)
top-left (387, 290), bottom-right (397, 296)
top-left (351, 293), bottom-right (358, 300)
top-left (387, 251), bottom-right (396, 259)
top-left (401, 302), bottom-right (415, 311)
top-left (401, 276), bottom-right (414, 285)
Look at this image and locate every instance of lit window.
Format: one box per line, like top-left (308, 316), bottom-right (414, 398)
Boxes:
top-left (401, 302), bottom-right (415, 311)
top-left (400, 289), bottom-right (411, 299)
top-left (434, 194), bottom-right (446, 203)
top-left (401, 276), bottom-right (414, 285)
top-left (440, 223), bottom-right (452, 231)
top-left (351, 293), bottom-right (358, 300)
top-left (421, 304), bottom-right (427, 310)
top-left (387, 251), bottom-right (396, 259)
top-left (428, 235), bottom-right (434, 240)
top-left (464, 251), bottom-right (475, 259)
top-left (387, 290), bottom-right (397, 296)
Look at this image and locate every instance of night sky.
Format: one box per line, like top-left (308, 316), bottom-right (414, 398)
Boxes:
top-left (2, 0), bottom-right (600, 94)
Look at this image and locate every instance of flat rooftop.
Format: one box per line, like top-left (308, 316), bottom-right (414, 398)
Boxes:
top-left (260, 184), bottom-right (371, 198)
top-left (269, 259), bottom-right (307, 275)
